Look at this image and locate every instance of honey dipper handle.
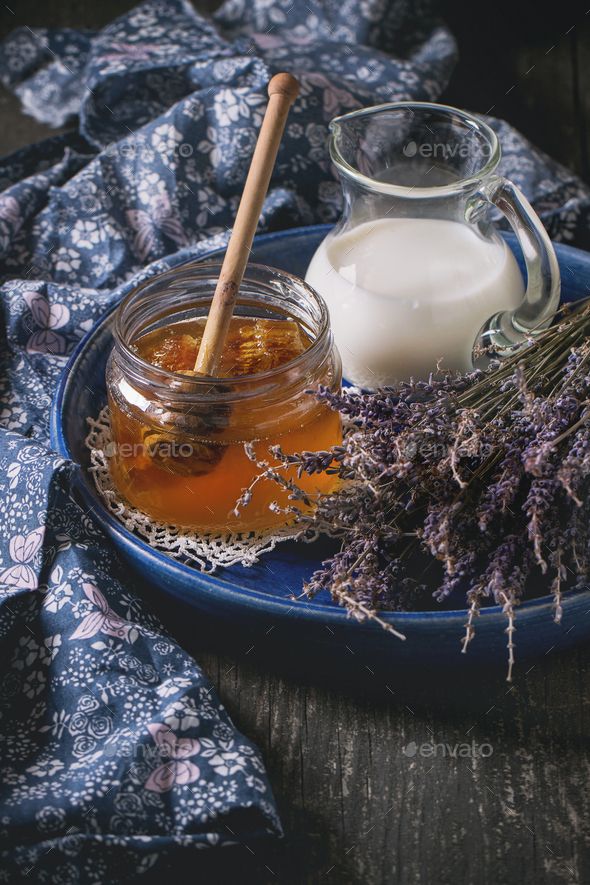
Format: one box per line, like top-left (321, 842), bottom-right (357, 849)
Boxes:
top-left (193, 73), bottom-right (300, 374)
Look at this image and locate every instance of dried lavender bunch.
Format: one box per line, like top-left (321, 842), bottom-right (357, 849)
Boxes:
top-left (240, 299), bottom-right (590, 679)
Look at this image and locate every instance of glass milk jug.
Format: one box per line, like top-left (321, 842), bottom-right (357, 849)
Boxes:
top-left (306, 102), bottom-right (560, 388)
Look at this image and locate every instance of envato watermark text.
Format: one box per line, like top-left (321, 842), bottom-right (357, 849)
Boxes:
top-left (402, 140), bottom-right (492, 161)
top-left (402, 739), bottom-right (493, 759)
top-left (104, 440), bottom-right (195, 459)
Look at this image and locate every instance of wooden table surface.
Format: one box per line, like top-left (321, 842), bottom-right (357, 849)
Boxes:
top-left (2, 2), bottom-right (590, 883)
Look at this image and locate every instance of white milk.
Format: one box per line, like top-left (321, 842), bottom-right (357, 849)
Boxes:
top-left (305, 218), bottom-right (525, 387)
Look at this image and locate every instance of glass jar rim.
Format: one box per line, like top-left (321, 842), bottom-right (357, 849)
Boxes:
top-left (329, 100), bottom-right (501, 199)
top-left (113, 260), bottom-right (333, 395)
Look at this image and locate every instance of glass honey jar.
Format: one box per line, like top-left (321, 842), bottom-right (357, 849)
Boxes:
top-left (105, 262), bottom-right (342, 532)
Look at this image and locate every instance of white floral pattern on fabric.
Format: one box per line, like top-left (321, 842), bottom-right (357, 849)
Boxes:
top-left (0, 439), bottom-right (281, 879)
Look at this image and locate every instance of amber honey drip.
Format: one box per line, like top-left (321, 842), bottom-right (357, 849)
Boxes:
top-left (108, 316), bottom-right (341, 531)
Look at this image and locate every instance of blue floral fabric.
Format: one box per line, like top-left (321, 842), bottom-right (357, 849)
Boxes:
top-left (0, 0), bottom-right (590, 880)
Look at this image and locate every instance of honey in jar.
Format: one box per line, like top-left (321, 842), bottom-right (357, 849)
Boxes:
top-left (106, 262), bottom-right (342, 532)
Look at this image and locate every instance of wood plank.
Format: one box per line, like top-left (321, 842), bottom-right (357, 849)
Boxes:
top-left (441, 1), bottom-right (588, 181)
top-left (572, 17), bottom-right (590, 182)
top-left (180, 629), bottom-right (590, 884)
top-left (0, 87), bottom-right (71, 157)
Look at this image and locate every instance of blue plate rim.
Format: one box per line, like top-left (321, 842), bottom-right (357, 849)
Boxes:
top-left (49, 225), bottom-right (590, 627)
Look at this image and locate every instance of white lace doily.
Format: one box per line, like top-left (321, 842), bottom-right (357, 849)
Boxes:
top-left (85, 407), bottom-right (315, 573)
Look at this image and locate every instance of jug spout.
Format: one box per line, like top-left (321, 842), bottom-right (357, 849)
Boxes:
top-left (328, 107), bottom-right (406, 187)
top-left (328, 116), bottom-right (343, 136)
top-left (328, 112), bottom-right (359, 176)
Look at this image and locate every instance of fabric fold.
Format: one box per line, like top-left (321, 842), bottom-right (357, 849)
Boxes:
top-left (0, 438), bottom-right (281, 878)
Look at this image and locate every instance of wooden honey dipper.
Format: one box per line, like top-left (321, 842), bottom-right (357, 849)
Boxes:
top-left (142, 73), bottom-right (300, 479)
top-left (193, 72), bottom-right (300, 375)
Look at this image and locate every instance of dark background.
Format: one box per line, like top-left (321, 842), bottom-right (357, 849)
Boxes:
top-left (2, 3), bottom-right (590, 884)
top-left (1, 0), bottom-right (589, 183)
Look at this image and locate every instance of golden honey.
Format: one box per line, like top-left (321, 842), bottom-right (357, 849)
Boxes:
top-left (106, 263), bottom-right (342, 532)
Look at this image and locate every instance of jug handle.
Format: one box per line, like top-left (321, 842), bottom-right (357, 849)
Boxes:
top-left (468, 175), bottom-right (561, 360)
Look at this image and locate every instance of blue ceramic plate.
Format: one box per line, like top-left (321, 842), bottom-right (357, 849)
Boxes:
top-left (50, 226), bottom-right (590, 665)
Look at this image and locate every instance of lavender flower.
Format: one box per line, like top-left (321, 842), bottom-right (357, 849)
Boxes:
top-left (239, 298), bottom-right (590, 680)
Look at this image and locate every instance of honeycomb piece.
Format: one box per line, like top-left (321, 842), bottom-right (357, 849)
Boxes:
top-left (139, 332), bottom-right (199, 372)
top-left (136, 317), bottom-right (310, 378)
top-left (218, 318), bottom-right (308, 375)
